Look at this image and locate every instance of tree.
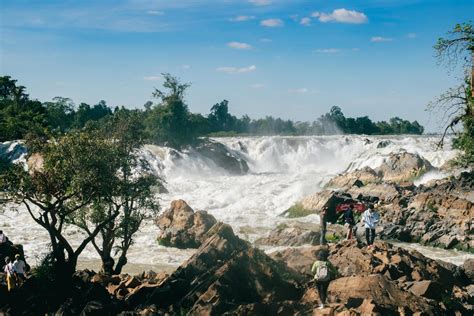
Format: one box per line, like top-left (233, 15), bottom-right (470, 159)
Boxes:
top-left (70, 110), bottom-right (161, 274)
top-left (430, 22), bottom-right (474, 165)
top-left (0, 131), bottom-right (119, 277)
top-left (44, 97), bottom-right (75, 133)
top-left (0, 76), bottom-right (47, 141)
top-left (146, 73), bottom-right (197, 148)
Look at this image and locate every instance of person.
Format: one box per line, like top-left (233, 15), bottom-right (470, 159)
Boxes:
top-left (13, 254), bottom-right (27, 285)
top-left (4, 257), bottom-right (16, 291)
top-left (0, 230), bottom-right (6, 244)
top-left (311, 250), bottom-right (337, 309)
top-left (361, 203), bottom-right (380, 247)
top-left (344, 204), bottom-right (356, 240)
top-left (320, 206), bottom-right (328, 245)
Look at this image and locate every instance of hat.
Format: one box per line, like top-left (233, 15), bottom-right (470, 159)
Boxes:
top-left (15, 254), bottom-right (20, 259)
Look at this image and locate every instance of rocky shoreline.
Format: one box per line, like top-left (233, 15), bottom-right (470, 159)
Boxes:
top-left (1, 151), bottom-right (473, 315)
top-left (1, 219), bottom-right (472, 315)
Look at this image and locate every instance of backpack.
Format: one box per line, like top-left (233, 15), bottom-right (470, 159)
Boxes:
top-left (314, 261), bottom-right (330, 282)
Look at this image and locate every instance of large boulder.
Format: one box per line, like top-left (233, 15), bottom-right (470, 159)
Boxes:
top-left (326, 274), bottom-right (438, 314)
top-left (155, 200), bottom-right (217, 249)
top-left (375, 151), bottom-right (434, 183)
top-left (193, 139), bottom-right (249, 175)
top-left (126, 222), bottom-right (303, 314)
top-left (326, 167), bottom-right (379, 189)
top-left (287, 190), bottom-right (354, 223)
top-left (255, 224), bottom-right (321, 247)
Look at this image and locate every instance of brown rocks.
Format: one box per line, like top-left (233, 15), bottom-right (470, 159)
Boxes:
top-left (327, 274), bottom-right (437, 314)
top-left (463, 259), bottom-right (474, 282)
top-left (376, 151), bottom-right (433, 183)
top-left (126, 222), bottom-right (303, 314)
top-left (327, 167), bottom-right (379, 189)
top-left (155, 200), bottom-right (217, 249)
top-left (255, 224), bottom-right (321, 247)
top-left (292, 190), bottom-right (354, 223)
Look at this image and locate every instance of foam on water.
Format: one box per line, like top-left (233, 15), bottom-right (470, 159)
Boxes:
top-left (0, 135), bottom-right (468, 268)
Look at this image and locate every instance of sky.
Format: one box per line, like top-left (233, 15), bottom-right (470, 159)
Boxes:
top-left (1, 0), bottom-right (473, 132)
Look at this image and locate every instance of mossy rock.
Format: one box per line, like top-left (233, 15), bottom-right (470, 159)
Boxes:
top-left (281, 203), bottom-right (315, 218)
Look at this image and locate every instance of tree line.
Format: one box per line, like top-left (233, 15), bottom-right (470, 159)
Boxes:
top-left (0, 74), bottom-right (424, 149)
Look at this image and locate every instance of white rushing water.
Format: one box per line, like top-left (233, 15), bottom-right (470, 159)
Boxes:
top-left (1, 135), bottom-right (472, 270)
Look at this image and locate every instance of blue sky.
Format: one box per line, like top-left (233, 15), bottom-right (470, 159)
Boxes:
top-left (1, 0), bottom-right (473, 131)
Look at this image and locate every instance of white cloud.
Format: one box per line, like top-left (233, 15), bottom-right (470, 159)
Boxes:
top-left (179, 64), bottom-right (191, 69)
top-left (260, 38), bottom-right (272, 43)
top-left (249, 0), bottom-right (271, 6)
top-left (261, 18), bottom-right (284, 27)
top-left (143, 76), bottom-right (161, 81)
top-left (311, 8), bottom-right (368, 24)
top-left (300, 17), bottom-right (311, 26)
top-left (251, 83), bottom-right (265, 89)
top-left (407, 32), bottom-right (417, 39)
top-left (216, 65), bottom-right (256, 74)
top-left (352, 48), bottom-right (360, 51)
top-left (288, 88), bottom-right (319, 94)
top-left (147, 10), bottom-right (164, 15)
top-left (371, 36), bottom-right (392, 42)
top-left (230, 15), bottom-right (255, 22)
top-left (313, 48), bottom-right (341, 53)
top-left (227, 41), bottom-right (252, 50)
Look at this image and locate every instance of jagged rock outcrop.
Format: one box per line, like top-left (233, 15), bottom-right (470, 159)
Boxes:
top-left (285, 190), bottom-right (355, 223)
top-left (328, 151), bottom-right (434, 189)
top-left (270, 241), bottom-right (472, 314)
top-left (126, 222), bottom-right (303, 314)
top-left (255, 224), bottom-right (321, 247)
top-left (194, 139), bottom-right (249, 175)
top-left (155, 200), bottom-right (217, 249)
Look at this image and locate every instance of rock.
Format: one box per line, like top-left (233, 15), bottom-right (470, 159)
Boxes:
top-left (375, 152), bottom-right (433, 183)
top-left (409, 280), bottom-right (445, 300)
top-left (327, 167), bottom-right (380, 189)
top-left (193, 139), bottom-right (249, 175)
top-left (155, 200), bottom-right (217, 249)
top-left (255, 224), bottom-right (320, 247)
top-left (126, 222), bottom-right (303, 314)
top-left (326, 274), bottom-right (438, 314)
top-left (294, 190), bottom-right (354, 223)
top-left (463, 259), bottom-right (474, 282)
top-left (124, 276), bottom-right (141, 289)
top-left (377, 140), bottom-right (392, 148)
top-left (269, 246), bottom-right (327, 277)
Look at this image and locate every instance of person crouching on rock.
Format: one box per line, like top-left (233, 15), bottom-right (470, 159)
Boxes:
top-left (311, 250), bottom-right (337, 309)
top-left (362, 203), bottom-right (380, 248)
top-left (4, 257), bottom-right (16, 291)
top-left (344, 204), bottom-right (356, 240)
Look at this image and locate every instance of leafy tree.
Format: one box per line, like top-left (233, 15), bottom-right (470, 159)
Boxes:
top-left (146, 73), bottom-right (198, 148)
top-left (73, 100), bottom-right (113, 128)
top-left (0, 131), bottom-right (119, 277)
top-left (430, 21), bottom-right (474, 165)
top-left (0, 76), bottom-right (47, 141)
top-left (70, 110), bottom-right (160, 275)
top-left (44, 97), bottom-right (75, 133)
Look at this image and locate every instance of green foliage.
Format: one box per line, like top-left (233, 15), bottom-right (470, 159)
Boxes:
top-left (283, 203), bottom-right (314, 218)
top-left (325, 233), bottom-right (341, 243)
top-left (431, 22), bottom-right (474, 166)
top-left (0, 130), bottom-right (121, 275)
top-left (70, 110), bottom-right (161, 274)
top-left (0, 76), bottom-right (48, 141)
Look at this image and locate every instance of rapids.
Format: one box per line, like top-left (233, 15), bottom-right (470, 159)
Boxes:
top-left (1, 135), bottom-right (473, 270)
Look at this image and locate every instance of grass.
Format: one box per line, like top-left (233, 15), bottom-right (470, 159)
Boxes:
top-left (283, 203), bottom-right (314, 218)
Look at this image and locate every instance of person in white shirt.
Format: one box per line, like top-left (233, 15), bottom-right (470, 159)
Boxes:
top-left (361, 203), bottom-right (380, 248)
top-left (13, 254), bottom-right (27, 284)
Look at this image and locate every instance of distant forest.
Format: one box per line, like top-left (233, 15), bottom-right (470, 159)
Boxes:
top-left (0, 75), bottom-right (424, 148)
